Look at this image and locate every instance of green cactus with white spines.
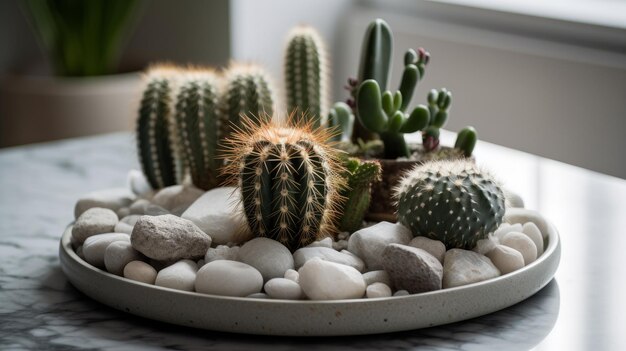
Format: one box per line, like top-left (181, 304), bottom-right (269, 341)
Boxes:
top-left (284, 26), bottom-right (328, 128)
top-left (136, 65), bottom-right (179, 189)
top-left (173, 69), bottom-right (221, 191)
top-left (395, 160), bottom-right (505, 249)
top-left (338, 158), bottom-right (381, 233)
top-left (223, 117), bottom-right (344, 252)
top-left (220, 63), bottom-right (275, 139)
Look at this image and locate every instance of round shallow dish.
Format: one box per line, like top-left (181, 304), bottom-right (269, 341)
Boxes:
top-left (59, 208), bottom-right (560, 336)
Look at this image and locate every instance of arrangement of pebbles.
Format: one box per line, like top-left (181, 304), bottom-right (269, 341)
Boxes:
top-left (70, 171), bottom-right (547, 301)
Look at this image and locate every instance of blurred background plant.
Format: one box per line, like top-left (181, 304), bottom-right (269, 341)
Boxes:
top-left (21, 0), bottom-right (144, 76)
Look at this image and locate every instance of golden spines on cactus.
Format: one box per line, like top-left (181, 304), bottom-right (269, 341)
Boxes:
top-left (222, 114), bottom-right (345, 251)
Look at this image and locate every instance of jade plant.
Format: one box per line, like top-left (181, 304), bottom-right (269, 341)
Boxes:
top-left (395, 159), bottom-right (505, 249)
top-left (136, 65), bottom-right (179, 189)
top-left (172, 69), bottom-right (222, 191)
top-left (337, 158), bottom-right (381, 233)
top-left (222, 116), bottom-right (345, 251)
top-left (284, 26), bottom-right (328, 127)
top-left (220, 63), bottom-right (275, 139)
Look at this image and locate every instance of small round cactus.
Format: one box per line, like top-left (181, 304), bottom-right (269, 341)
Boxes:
top-left (395, 160), bottom-right (505, 249)
top-left (222, 116), bottom-right (345, 251)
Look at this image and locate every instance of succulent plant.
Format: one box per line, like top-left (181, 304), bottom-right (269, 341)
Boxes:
top-left (455, 126), bottom-right (478, 157)
top-left (220, 63), bottom-right (275, 139)
top-left (338, 158), bottom-right (381, 233)
top-left (421, 88), bottom-right (452, 151)
top-left (284, 26), bottom-right (328, 128)
top-left (136, 65), bottom-right (180, 189)
top-left (327, 102), bottom-right (354, 142)
top-left (395, 160), bottom-right (505, 249)
top-left (173, 69), bottom-right (222, 191)
top-left (222, 116), bottom-right (345, 251)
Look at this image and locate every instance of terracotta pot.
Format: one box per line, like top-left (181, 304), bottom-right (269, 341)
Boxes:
top-left (364, 145), bottom-right (470, 222)
top-left (0, 72), bottom-right (141, 147)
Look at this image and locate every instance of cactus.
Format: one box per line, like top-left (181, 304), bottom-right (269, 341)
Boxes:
top-left (327, 102), bottom-right (354, 142)
top-left (421, 88), bottom-right (452, 151)
top-left (350, 19), bottom-right (430, 144)
top-left (356, 79), bottom-right (430, 158)
top-left (284, 26), bottom-right (328, 127)
top-left (455, 126), bottom-right (478, 157)
top-left (395, 160), bottom-right (505, 249)
top-left (136, 65), bottom-right (180, 189)
top-left (338, 158), bottom-right (381, 233)
top-left (173, 69), bottom-right (222, 190)
top-left (221, 63), bottom-right (275, 139)
top-left (222, 116), bottom-right (345, 251)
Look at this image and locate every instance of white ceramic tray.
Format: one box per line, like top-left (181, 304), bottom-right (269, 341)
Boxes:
top-left (59, 208), bottom-right (560, 336)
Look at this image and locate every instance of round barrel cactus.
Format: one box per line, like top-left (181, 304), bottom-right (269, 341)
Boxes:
top-left (222, 117), bottom-right (344, 251)
top-left (395, 160), bottom-right (505, 249)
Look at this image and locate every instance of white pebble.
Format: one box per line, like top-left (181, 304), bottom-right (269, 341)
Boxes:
top-left (298, 259), bottom-right (366, 300)
top-left (239, 238), bottom-right (294, 282)
top-left (205, 245), bottom-right (239, 263)
top-left (83, 233), bottom-right (130, 268)
top-left (501, 232), bottom-right (538, 265)
top-left (366, 282), bottom-right (392, 298)
top-left (195, 260), bottom-right (263, 297)
top-left (124, 261), bottom-right (157, 284)
top-left (362, 270), bottom-right (392, 288)
top-left (155, 260), bottom-right (198, 291)
top-left (284, 269), bottom-right (299, 283)
top-left (307, 237), bottom-right (333, 248)
top-left (104, 241), bottom-right (143, 276)
top-left (494, 223), bottom-right (523, 241)
top-left (472, 236), bottom-right (498, 255)
top-left (264, 278), bottom-right (303, 300)
top-left (337, 232), bottom-right (349, 240)
top-left (393, 290), bottom-right (410, 296)
top-left (114, 221), bottom-right (134, 234)
top-left (522, 222), bottom-right (544, 256)
top-left (72, 208), bottom-right (119, 245)
top-left (486, 245), bottom-right (525, 274)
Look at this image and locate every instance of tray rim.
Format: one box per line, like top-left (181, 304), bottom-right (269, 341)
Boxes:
top-left (59, 208), bottom-right (561, 336)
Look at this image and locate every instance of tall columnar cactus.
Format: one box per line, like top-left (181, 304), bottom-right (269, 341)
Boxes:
top-left (395, 160), bottom-right (505, 249)
top-left (136, 65), bottom-right (179, 189)
top-left (338, 158), bottom-right (381, 233)
top-left (222, 117), bottom-right (345, 252)
top-left (173, 69), bottom-right (221, 190)
top-left (220, 63), bottom-right (275, 139)
top-left (284, 26), bottom-right (328, 127)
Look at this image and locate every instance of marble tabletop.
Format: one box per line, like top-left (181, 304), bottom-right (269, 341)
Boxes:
top-left (0, 132), bottom-right (624, 350)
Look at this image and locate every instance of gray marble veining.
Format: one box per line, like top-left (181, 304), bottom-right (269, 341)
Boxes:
top-left (0, 132), bottom-right (624, 350)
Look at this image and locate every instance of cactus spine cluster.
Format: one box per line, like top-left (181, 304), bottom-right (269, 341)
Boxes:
top-left (284, 26), bottom-right (328, 128)
top-left (395, 160), bottom-right (505, 249)
top-left (172, 69), bottom-right (222, 190)
top-left (338, 158), bottom-right (381, 233)
top-left (220, 63), bottom-right (275, 139)
top-left (222, 117), bottom-right (344, 252)
top-left (137, 65), bottom-right (179, 189)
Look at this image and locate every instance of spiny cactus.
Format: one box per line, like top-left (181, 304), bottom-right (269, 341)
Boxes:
top-left (222, 116), bottom-right (345, 251)
top-left (327, 102), bottom-right (354, 142)
top-left (284, 26), bottom-right (328, 128)
top-left (220, 63), bottom-right (275, 139)
top-left (395, 160), bottom-right (505, 249)
top-left (173, 69), bottom-right (221, 190)
top-left (136, 65), bottom-right (179, 189)
top-left (338, 158), bottom-right (381, 233)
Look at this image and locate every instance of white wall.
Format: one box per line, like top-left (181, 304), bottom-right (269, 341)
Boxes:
top-left (230, 0), bottom-right (357, 114)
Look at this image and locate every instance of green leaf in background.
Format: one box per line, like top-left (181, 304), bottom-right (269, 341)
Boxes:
top-left (21, 0), bottom-right (144, 77)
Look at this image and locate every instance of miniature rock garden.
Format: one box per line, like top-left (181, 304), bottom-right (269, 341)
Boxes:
top-left (69, 19), bottom-right (547, 301)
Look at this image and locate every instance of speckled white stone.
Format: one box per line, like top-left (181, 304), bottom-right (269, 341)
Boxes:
top-left (71, 208), bottom-right (119, 245)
